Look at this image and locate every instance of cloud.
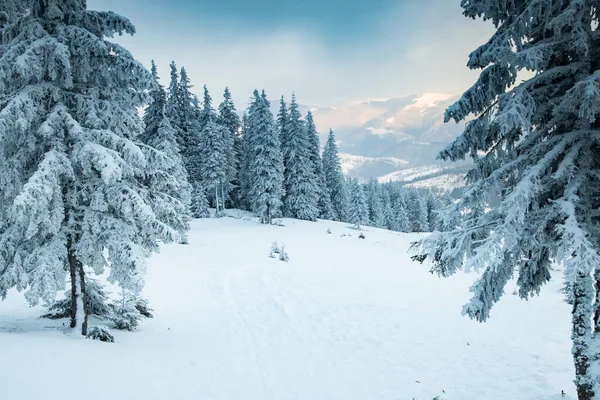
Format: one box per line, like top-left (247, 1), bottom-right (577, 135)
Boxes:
top-left (89, 0), bottom-right (494, 108)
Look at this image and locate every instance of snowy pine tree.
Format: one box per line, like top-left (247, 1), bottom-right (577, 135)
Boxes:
top-left (391, 194), bottom-right (411, 233)
top-left (246, 90), bottom-right (284, 224)
top-left (366, 179), bottom-right (385, 228)
top-left (141, 62), bottom-right (191, 243)
top-left (198, 118), bottom-right (231, 213)
top-left (322, 129), bottom-right (347, 221)
top-left (177, 68), bottom-right (202, 185)
top-left (281, 95), bottom-right (319, 221)
top-left (411, 2), bottom-right (600, 398)
top-left (347, 179), bottom-right (368, 229)
top-left (190, 183), bottom-right (210, 218)
top-left (165, 61), bottom-right (182, 144)
top-left (306, 111), bottom-right (333, 219)
top-left (408, 191), bottom-right (429, 233)
top-left (0, 0), bottom-right (181, 335)
top-left (218, 87), bottom-right (241, 207)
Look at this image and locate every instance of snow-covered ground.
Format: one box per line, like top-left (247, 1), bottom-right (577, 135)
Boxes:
top-left (0, 213), bottom-right (575, 400)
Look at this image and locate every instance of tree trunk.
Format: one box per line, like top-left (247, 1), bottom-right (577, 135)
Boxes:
top-left (78, 262), bottom-right (89, 336)
top-left (68, 237), bottom-right (78, 329)
top-left (215, 186), bottom-right (219, 213)
top-left (572, 271), bottom-right (595, 400)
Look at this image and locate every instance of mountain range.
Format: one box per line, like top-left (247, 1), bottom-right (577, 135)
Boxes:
top-left (303, 93), bottom-right (469, 190)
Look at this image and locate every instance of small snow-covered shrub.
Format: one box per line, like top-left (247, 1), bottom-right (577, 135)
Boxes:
top-left (269, 241), bottom-right (280, 258)
top-left (87, 325), bottom-right (114, 343)
top-left (326, 228), bottom-right (332, 234)
top-left (271, 219), bottom-right (285, 227)
top-left (110, 292), bottom-right (148, 331)
top-left (358, 232), bottom-right (366, 239)
top-left (279, 244), bottom-right (289, 262)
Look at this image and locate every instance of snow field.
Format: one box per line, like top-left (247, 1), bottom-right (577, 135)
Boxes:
top-left (1, 215), bottom-right (575, 400)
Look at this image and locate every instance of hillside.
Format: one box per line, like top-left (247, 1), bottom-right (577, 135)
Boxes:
top-left (0, 214), bottom-right (574, 400)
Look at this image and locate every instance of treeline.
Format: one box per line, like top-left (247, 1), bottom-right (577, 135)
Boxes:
top-left (147, 61), bottom-right (453, 230)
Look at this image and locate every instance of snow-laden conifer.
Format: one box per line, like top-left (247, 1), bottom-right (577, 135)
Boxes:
top-left (246, 90), bottom-right (284, 224)
top-left (306, 111), bottom-right (333, 219)
top-left (347, 178), bottom-right (368, 229)
top-left (198, 118), bottom-right (232, 213)
top-left (322, 129), bottom-right (347, 221)
top-left (410, 2), bottom-right (600, 397)
top-left (218, 87), bottom-right (241, 206)
top-left (0, 0), bottom-right (180, 335)
top-left (281, 95), bottom-right (319, 221)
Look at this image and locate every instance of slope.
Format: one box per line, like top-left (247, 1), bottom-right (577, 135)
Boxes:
top-left (0, 213), bottom-right (575, 400)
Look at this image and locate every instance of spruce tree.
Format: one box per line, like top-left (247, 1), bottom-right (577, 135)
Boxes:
top-left (218, 87), bottom-right (241, 207)
top-left (408, 191), bottom-right (429, 232)
top-left (347, 178), bottom-right (368, 229)
top-left (306, 111), bottom-right (334, 219)
top-left (366, 178), bottom-right (385, 228)
top-left (141, 62), bottom-right (191, 240)
top-left (165, 61), bottom-right (182, 145)
top-left (199, 85), bottom-right (213, 132)
top-left (411, 2), bottom-right (600, 398)
top-left (281, 95), bottom-right (319, 221)
top-left (238, 113), bottom-right (252, 211)
top-left (190, 183), bottom-right (210, 219)
top-left (392, 194), bottom-right (411, 233)
top-left (0, 0), bottom-right (182, 335)
top-left (246, 90), bottom-right (284, 224)
top-left (177, 68), bottom-right (202, 185)
top-left (322, 129), bottom-right (347, 221)
top-left (198, 118), bottom-right (231, 213)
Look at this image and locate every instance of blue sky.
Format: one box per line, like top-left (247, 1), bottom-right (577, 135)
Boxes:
top-left (88, 0), bottom-right (493, 107)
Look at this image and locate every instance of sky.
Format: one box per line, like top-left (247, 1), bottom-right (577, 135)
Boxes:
top-left (88, 0), bottom-right (493, 108)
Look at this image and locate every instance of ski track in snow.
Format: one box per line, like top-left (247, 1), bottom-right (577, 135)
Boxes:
top-left (0, 214), bottom-right (577, 400)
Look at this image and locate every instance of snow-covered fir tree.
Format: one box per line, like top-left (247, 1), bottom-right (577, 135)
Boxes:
top-left (218, 87), bottom-right (241, 207)
top-left (347, 178), bottom-right (368, 229)
top-left (0, 0), bottom-right (183, 335)
top-left (165, 61), bottom-right (182, 144)
top-left (141, 61), bottom-right (191, 242)
top-left (306, 111), bottom-right (334, 219)
top-left (246, 90), bottom-right (284, 224)
top-left (322, 129), bottom-right (347, 221)
top-left (391, 194), bottom-right (411, 233)
top-left (199, 85), bottom-right (213, 132)
top-left (190, 183), bottom-right (210, 219)
top-left (277, 96), bottom-right (289, 151)
top-left (426, 193), bottom-right (440, 232)
top-left (176, 68), bottom-right (203, 185)
top-left (281, 95), bottom-right (319, 221)
top-left (381, 185), bottom-right (395, 230)
top-left (238, 112), bottom-right (252, 211)
top-left (411, 2), bottom-right (600, 398)
top-left (366, 178), bottom-right (385, 228)
top-left (198, 118), bottom-right (232, 213)
top-left (408, 191), bottom-right (429, 232)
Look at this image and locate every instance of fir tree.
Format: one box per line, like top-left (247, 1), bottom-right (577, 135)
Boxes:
top-left (392, 194), bottom-right (411, 233)
top-left (366, 178), bottom-right (385, 228)
top-left (411, 2), bottom-right (600, 398)
top-left (0, 0), bottom-right (181, 335)
top-left (218, 87), bottom-right (241, 207)
top-left (322, 129), bottom-right (347, 221)
top-left (190, 183), bottom-right (210, 219)
top-left (347, 178), bottom-right (368, 229)
top-left (198, 118), bottom-right (231, 213)
top-left (199, 85), bottom-right (214, 132)
top-left (238, 113), bottom-right (252, 211)
top-left (381, 185), bottom-right (394, 230)
top-left (177, 68), bottom-right (202, 185)
top-left (281, 95), bottom-right (319, 221)
top-left (246, 90), bottom-right (284, 224)
top-left (306, 111), bottom-right (333, 219)
top-left (141, 62), bottom-right (191, 242)
top-left (408, 191), bottom-right (429, 232)
top-left (165, 61), bottom-right (182, 145)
